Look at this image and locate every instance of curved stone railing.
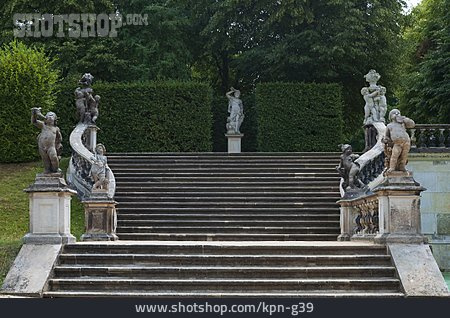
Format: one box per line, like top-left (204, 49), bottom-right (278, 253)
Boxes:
top-left (339, 122), bottom-right (386, 197)
top-left (67, 123), bottom-right (116, 199)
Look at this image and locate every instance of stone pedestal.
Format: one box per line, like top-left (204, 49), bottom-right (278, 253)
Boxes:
top-left (23, 173), bottom-right (77, 244)
top-left (225, 133), bottom-right (243, 153)
top-left (374, 171), bottom-right (427, 244)
top-left (81, 190), bottom-right (118, 241)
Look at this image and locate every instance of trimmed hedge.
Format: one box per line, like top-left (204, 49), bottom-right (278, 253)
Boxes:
top-left (55, 81), bottom-right (213, 155)
top-left (256, 82), bottom-right (344, 152)
top-left (0, 41), bottom-right (59, 163)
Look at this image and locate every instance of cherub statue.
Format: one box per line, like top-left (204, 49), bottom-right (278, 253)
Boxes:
top-left (336, 144), bottom-right (364, 190)
top-left (361, 87), bottom-right (380, 125)
top-left (31, 107), bottom-right (62, 174)
top-left (90, 143), bottom-right (109, 190)
top-left (75, 73), bottom-right (99, 124)
top-left (383, 109), bottom-right (415, 173)
top-left (226, 87), bottom-right (244, 134)
top-left (376, 86), bottom-right (387, 123)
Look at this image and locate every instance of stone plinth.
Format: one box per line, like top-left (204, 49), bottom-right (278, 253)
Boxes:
top-left (225, 133), bottom-right (243, 153)
top-left (23, 173), bottom-right (77, 244)
top-left (374, 171), bottom-right (427, 244)
top-left (81, 190), bottom-right (118, 241)
top-left (87, 124), bottom-right (99, 152)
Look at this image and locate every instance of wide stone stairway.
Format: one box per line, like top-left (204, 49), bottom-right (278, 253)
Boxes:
top-left (44, 153), bottom-right (403, 297)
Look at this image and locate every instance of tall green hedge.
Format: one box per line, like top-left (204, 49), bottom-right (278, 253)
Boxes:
top-left (55, 81), bottom-right (213, 155)
top-left (0, 41), bottom-right (59, 163)
top-left (256, 82), bottom-right (344, 152)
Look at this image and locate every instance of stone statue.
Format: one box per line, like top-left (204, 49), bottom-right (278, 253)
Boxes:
top-left (31, 107), bottom-right (62, 174)
top-left (336, 144), bottom-right (364, 190)
top-left (226, 87), bottom-right (244, 134)
top-left (362, 69), bottom-right (389, 125)
top-left (75, 73), bottom-right (99, 124)
top-left (90, 143), bottom-right (110, 190)
top-left (383, 109), bottom-right (415, 173)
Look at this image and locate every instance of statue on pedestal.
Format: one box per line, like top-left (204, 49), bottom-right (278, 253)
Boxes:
top-left (383, 109), bottom-right (415, 173)
top-left (31, 107), bottom-right (62, 174)
top-left (226, 87), bottom-right (244, 134)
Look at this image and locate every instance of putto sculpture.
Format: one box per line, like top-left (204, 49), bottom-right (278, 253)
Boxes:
top-left (226, 87), bottom-right (244, 134)
top-left (336, 144), bottom-right (365, 192)
top-left (90, 143), bottom-right (110, 190)
top-left (75, 73), bottom-right (100, 124)
top-left (383, 109), bottom-right (415, 173)
top-left (31, 107), bottom-right (62, 174)
top-left (361, 69), bottom-right (387, 125)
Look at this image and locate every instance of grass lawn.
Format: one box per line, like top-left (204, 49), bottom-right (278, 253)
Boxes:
top-left (0, 158), bottom-right (84, 286)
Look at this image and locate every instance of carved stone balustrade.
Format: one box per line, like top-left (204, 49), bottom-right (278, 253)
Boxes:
top-left (337, 193), bottom-right (379, 241)
top-left (409, 124), bottom-right (450, 152)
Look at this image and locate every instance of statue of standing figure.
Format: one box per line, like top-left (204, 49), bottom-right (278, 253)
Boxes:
top-left (383, 109), bottom-right (415, 173)
top-left (90, 143), bottom-right (110, 190)
top-left (226, 87), bottom-right (244, 134)
top-left (361, 70), bottom-right (387, 125)
top-left (336, 144), bottom-right (365, 191)
top-left (75, 73), bottom-right (100, 124)
top-left (31, 107), bottom-right (62, 174)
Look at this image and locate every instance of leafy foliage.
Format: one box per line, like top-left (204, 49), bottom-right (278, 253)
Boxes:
top-left (0, 41), bottom-right (59, 163)
top-left (55, 81), bottom-right (213, 154)
top-left (398, 0), bottom-right (450, 124)
top-left (256, 82), bottom-right (344, 152)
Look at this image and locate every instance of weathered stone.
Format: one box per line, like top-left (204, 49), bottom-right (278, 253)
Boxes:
top-left (1, 244), bottom-right (61, 297)
top-left (226, 87), bottom-right (244, 134)
top-left (225, 133), bottom-right (243, 154)
top-left (23, 173), bottom-right (76, 244)
top-left (81, 190), bottom-right (118, 241)
top-left (388, 244), bottom-right (449, 296)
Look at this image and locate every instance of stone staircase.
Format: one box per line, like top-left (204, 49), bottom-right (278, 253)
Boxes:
top-left (43, 153), bottom-right (404, 297)
top-left (109, 152), bottom-right (342, 241)
top-left (44, 241), bottom-right (403, 297)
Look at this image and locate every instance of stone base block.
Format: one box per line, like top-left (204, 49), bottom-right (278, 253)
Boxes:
top-left (388, 244), bottom-right (449, 296)
top-left (225, 133), bottom-right (243, 153)
top-left (81, 191), bottom-right (118, 241)
top-left (337, 233), bottom-right (351, 241)
top-left (23, 233), bottom-right (75, 245)
top-left (1, 244), bottom-right (61, 297)
top-left (375, 233), bottom-right (427, 244)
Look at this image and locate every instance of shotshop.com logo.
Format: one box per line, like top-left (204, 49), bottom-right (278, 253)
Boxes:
top-left (13, 13), bottom-right (148, 38)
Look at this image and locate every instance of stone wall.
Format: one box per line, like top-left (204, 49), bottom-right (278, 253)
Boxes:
top-left (407, 153), bottom-right (450, 270)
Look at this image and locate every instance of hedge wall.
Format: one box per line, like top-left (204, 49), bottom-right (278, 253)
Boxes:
top-left (256, 82), bottom-right (344, 152)
top-left (55, 81), bottom-right (213, 155)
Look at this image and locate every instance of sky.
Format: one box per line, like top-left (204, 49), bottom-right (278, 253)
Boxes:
top-left (405, 0), bottom-right (422, 9)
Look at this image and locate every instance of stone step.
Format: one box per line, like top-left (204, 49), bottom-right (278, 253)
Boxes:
top-left (116, 233), bottom-right (339, 241)
top-left (44, 291), bottom-right (404, 298)
top-left (117, 220), bottom-right (340, 227)
top-left (113, 177), bottom-right (340, 182)
top-left (111, 168), bottom-right (338, 174)
top-left (114, 192), bottom-right (339, 198)
top-left (108, 152), bottom-right (341, 158)
top-left (116, 226), bottom-right (340, 234)
top-left (116, 181), bottom-right (339, 187)
top-left (48, 277), bottom-right (400, 292)
top-left (113, 172), bottom-right (339, 177)
top-left (116, 202), bottom-right (339, 209)
top-left (114, 196), bottom-right (340, 202)
top-left (109, 163), bottom-right (339, 168)
top-left (116, 208), bottom-right (339, 214)
top-left (53, 265), bottom-right (396, 278)
top-left (117, 213), bottom-right (339, 220)
top-left (62, 243), bottom-right (387, 255)
top-left (115, 186), bottom-right (339, 192)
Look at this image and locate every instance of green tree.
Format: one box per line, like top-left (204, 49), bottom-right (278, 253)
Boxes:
top-left (0, 41), bottom-right (59, 163)
top-left (398, 0), bottom-right (450, 124)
